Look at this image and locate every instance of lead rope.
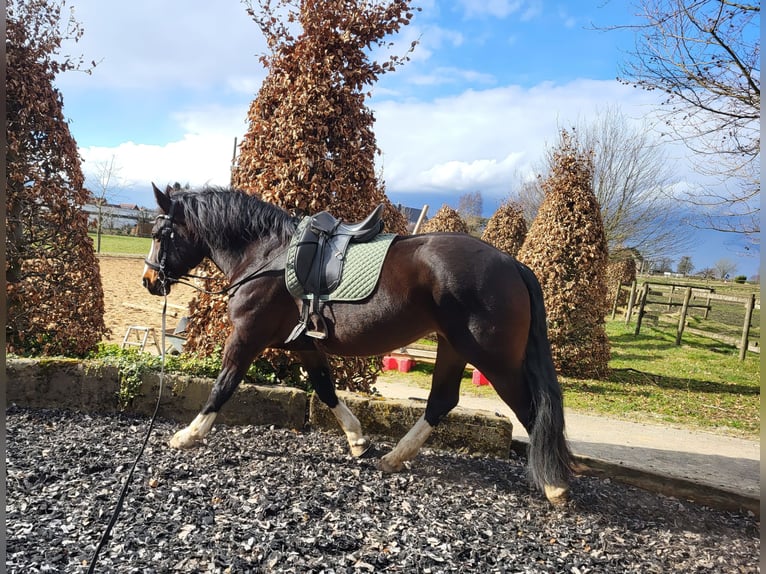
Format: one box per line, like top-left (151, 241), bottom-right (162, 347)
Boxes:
top-left (86, 295), bottom-right (169, 573)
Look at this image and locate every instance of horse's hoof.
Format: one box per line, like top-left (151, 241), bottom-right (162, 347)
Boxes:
top-left (169, 429), bottom-right (198, 449)
top-left (544, 484), bottom-right (570, 506)
top-left (378, 454), bottom-right (403, 473)
top-left (350, 439), bottom-right (373, 458)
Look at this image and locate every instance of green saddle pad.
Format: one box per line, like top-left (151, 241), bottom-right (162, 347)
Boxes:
top-left (285, 229), bottom-right (396, 302)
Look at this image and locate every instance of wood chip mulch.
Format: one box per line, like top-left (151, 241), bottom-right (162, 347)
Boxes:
top-left (6, 406), bottom-right (759, 573)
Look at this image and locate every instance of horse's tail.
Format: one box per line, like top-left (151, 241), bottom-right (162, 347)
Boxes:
top-left (515, 260), bottom-right (572, 500)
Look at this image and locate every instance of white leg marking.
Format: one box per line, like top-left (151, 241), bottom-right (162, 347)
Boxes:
top-left (169, 412), bottom-right (217, 449)
top-left (380, 414), bottom-right (433, 472)
top-left (331, 401), bottom-right (370, 457)
top-left (544, 483), bottom-right (570, 506)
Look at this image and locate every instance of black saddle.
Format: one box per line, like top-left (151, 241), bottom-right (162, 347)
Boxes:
top-left (288, 204), bottom-right (385, 340)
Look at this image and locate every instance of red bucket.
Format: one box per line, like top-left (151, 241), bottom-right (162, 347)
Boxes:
top-left (472, 370), bottom-right (490, 386)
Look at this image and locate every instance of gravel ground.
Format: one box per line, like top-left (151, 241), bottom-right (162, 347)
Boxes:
top-left (6, 406), bottom-right (760, 573)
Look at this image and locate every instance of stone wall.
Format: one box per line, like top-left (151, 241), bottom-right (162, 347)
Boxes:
top-left (6, 358), bottom-right (513, 459)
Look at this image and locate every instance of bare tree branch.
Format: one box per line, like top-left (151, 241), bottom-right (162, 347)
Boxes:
top-left (85, 155), bottom-right (122, 252)
top-left (513, 106), bottom-right (692, 261)
top-left (609, 0), bottom-right (760, 240)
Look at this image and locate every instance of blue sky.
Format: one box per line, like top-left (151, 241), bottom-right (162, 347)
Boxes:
top-left (55, 0), bottom-right (760, 278)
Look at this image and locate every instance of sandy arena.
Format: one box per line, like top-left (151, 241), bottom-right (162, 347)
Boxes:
top-left (99, 255), bottom-right (196, 350)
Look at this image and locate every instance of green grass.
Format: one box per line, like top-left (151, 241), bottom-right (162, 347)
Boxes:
top-left (380, 319), bottom-right (760, 438)
top-left (90, 233), bottom-right (151, 255)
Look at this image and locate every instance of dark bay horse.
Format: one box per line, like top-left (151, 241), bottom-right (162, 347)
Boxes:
top-left (142, 184), bottom-right (572, 504)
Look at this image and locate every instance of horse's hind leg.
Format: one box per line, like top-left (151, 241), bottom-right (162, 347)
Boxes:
top-left (380, 336), bottom-right (466, 472)
top-left (297, 350), bottom-right (371, 457)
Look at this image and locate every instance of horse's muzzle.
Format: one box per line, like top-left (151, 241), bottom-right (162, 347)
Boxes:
top-left (142, 269), bottom-right (170, 296)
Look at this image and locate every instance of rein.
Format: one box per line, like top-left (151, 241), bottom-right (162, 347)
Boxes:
top-left (167, 247), bottom-right (287, 297)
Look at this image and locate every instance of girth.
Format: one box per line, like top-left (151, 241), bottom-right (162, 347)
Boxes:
top-left (286, 205), bottom-right (385, 341)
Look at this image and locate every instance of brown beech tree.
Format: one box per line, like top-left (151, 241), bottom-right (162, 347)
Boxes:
top-left (234, 0), bottom-right (413, 232)
top-left (515, 106), bottom-right (689, 262)
top-left (6, 0), bottom-right (106, 356)
top-left (481, 201), bottom-right (527, 257)
top-left (518, 130), bottom-right (610, 379)
top-left (419, 205), bottom-right (469, 234)
top-left (606, 253), bottom-right (638, 308)
top-left (184, 0), bottom-right (415, 391)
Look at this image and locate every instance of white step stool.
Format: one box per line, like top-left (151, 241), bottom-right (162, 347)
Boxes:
top-left (121, 326), bottom-right (161, 354)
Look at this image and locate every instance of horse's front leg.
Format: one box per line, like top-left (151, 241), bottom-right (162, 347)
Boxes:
top-left (170, 328), bottom-right (262, 449)
top-left (297, 350), bottom-right (371, 457)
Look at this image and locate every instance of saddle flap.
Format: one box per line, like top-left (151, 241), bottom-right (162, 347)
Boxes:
top-left (295, 240), bottom-right (319, 285)
top-left (293, 234), bottom-right (319, 287)
top-left (322, 235), bottom-right (352, 292)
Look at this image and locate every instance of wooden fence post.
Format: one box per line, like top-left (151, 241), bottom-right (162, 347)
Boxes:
top-left (675, 287), bottom-right (692, 345)
top-left (739, 293), bottom-right (756, 361)
top-left (634, 283), bottom-right (648, 336)
top-left (667, 284), bottom-right (675, 311)
top-left (610, 280), bottom-right (622, 320)
top-left (624, 280), bottom-right (638, 324)
top-left (412, 205), bottom-right (429, 234)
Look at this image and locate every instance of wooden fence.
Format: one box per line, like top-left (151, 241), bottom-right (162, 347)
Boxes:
top-left (613, 280), bottom-right (760, 360)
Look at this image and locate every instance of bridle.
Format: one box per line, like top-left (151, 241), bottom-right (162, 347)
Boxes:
top-left (144, 203), bottom-right (179, 295)
top-left (144, 200), bottom-right (288, 297)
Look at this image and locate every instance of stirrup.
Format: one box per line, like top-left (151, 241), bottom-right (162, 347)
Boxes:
top-left (306, 312), bottom-right (328, 339)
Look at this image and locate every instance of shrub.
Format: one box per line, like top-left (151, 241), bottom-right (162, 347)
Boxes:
top-left (90, 344), bottom-right (307, 408)
top-left (420, 205), bottom-right (469, 234)
top-left (481, 202), bottom-right (527, 257)
top-left (6, 2), bottom-right (106, 357)
top-left (606, 256), bottom-right (637, 307)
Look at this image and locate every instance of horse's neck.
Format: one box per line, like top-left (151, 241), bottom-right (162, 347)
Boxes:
top-left (208, 236), bottom-right (288, 281)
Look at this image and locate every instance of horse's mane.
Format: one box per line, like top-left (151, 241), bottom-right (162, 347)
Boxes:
top-left (173, 186), bottom-right (298, 251)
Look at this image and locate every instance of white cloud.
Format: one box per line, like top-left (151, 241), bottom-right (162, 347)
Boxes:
top-left (171, 104), bottom-right (249, 138)
top-left (81, 103), bottom-right (249, 190)
top-left (557, 7), bottom-right (578, 28)
top-left (407, 66), bottom-right (496, 86)
top-left (459, 0), bottom-right (525, 19)
top-left (418, 153), bottom-right (524, 190)
top-left (520, 0), bottom-right (543, 21)
top-left (59, 0), bottom-right (267, 92)
top-left (81, 134), bottom-right (233, 190)
top-left (78, 79), bottom-right (672, 207)
top-left (373, 79), bottom-right (662, 197)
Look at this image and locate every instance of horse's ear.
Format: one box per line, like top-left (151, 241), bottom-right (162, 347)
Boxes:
top-left (152, 182), bottom-right (172, 214)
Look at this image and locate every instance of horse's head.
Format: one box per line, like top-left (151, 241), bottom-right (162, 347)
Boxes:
top-left (142, 183), bottom-right (206, 296)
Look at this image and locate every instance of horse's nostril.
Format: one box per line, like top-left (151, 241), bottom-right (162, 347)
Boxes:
top-left (142, 277), bottom-right (149, 289)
